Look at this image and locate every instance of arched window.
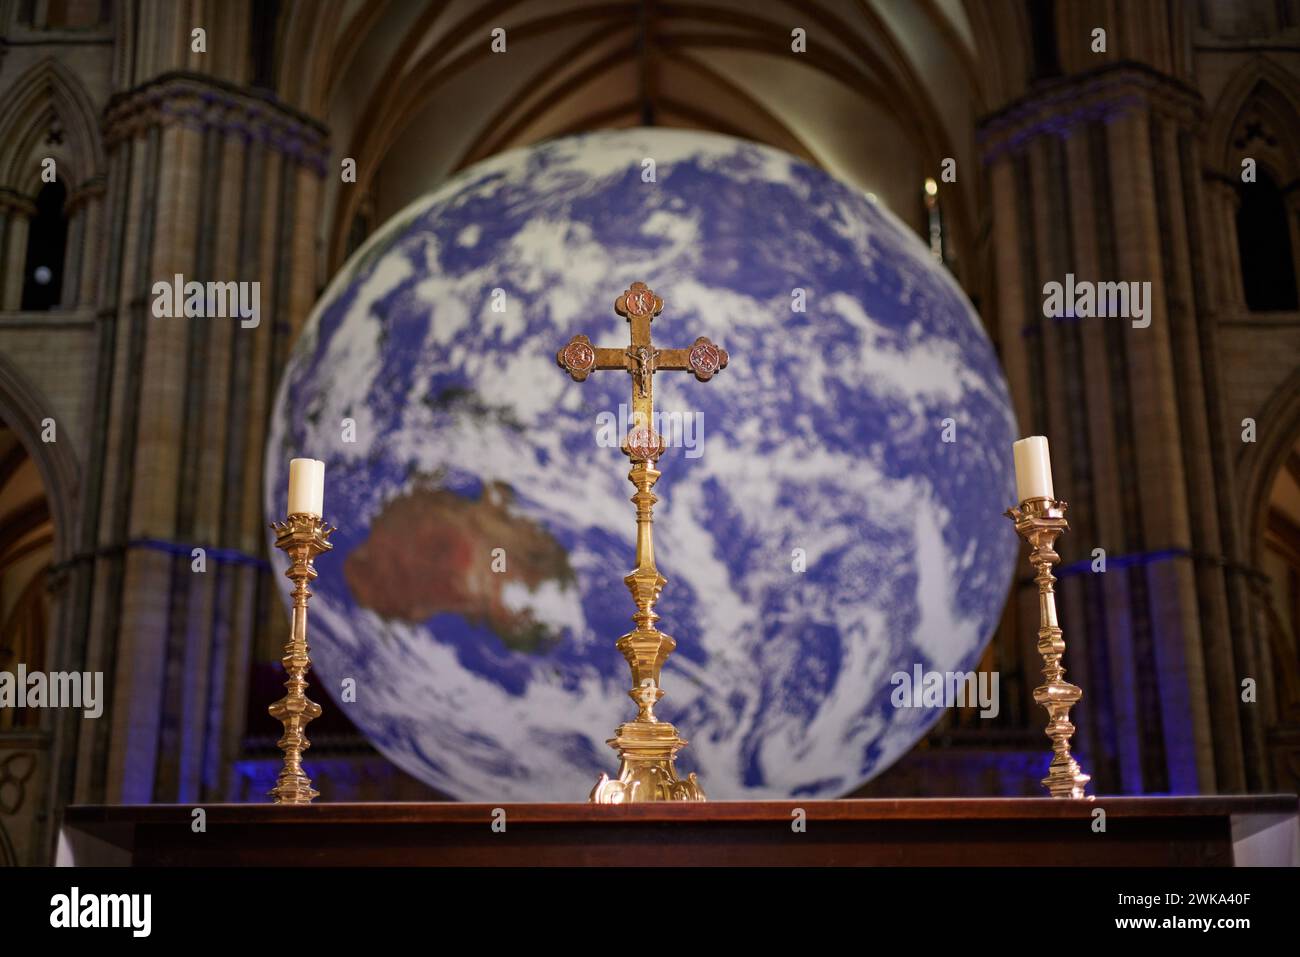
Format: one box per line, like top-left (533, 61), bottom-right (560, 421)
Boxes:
top-left (20, 180), bottom-right (67, 311)
top-left (1236, 169), bottom-right (1298, 312)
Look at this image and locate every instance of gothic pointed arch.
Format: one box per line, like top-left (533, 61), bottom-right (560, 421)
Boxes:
top-left (1206, 56), bottom-right (1300, 181)
top-left (1240, 367), bottom-right (1300, 568)
top-left (1237, 367), bottom-right (1300, 747)
top-left (0, 354), bottom-right (80, 566)
top-left (1204, 57), bottom-right (1300, 312)
top-left (0, 57), bottom-right (106, 310)
top-left (0, 57), bottom-right (104, 196)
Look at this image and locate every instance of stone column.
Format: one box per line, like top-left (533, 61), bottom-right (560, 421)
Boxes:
top-left (1285, 189), bottom-right (1300, 302)
top-left (76, 187), bottom-right (104, 307)
top-left (979, 64), bottom-right (1253, 794)
top-left (59, 207), bottom-right (84, 308)
top-left (1152, 114), bottom-right (1249, 791)
top-left (1061, 126), bottom-right (1143, 792)
top-left (1106, 103), bottom-right (1214, 793)
top-left (60, 178), bottom-right (105, 309)
top-left (1, 199), bottom-right (33, 310)
top-left (1203, 178), bottom-right (1247, 312)
top-left (62, 74), bottom-right (329, 809)
top-left (1187, 154), bottom-right (1270, 791)
top-left (1024, 131), bottom-right (1101, 766)
top-left (0, 206), bottom-right (8, 300)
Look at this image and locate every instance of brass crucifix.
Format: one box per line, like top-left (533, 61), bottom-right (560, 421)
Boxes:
top-left (557, 281), bottom-right (728, 803)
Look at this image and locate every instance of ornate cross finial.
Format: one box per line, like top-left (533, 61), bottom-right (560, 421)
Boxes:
top-left (557, 281), bottom-right (728, 462)
top-left (555, 282), bottom-right (728, 804)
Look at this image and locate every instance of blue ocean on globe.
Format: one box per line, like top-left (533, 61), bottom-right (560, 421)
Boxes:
top-left (264, 128), bottom-right (1019, 801)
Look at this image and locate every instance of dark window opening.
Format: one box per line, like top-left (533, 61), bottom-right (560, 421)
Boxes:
top-left (249, 0), bottom-right (282, 91)
top-left (1026, 0), bottom-right (1061, 81)
top-left (44, 0), bottom-right (68, 28)
top-left (20, 180), bottom-right (68, 311)
top-left (346, 206), bottom-right (374, 260)
top-left (1237, 169), bottom-right (1299, 312)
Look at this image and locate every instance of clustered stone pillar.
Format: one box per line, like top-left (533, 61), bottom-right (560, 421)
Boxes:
top-left (52, 73), bottom-right (328, 814)
top-left (979, 64), bottom-right (1265, 795)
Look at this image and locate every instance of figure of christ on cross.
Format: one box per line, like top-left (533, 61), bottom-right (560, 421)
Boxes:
top-left (556, 281), bottom-right (728, 804)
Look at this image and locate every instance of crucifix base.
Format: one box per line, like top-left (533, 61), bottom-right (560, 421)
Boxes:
top-left (590, 718), bottom-right (705, 804)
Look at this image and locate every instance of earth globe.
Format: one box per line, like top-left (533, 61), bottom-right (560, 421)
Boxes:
top-left (265, 128), bottom-right (1018, 801)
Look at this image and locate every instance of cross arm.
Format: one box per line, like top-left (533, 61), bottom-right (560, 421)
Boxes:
top-left (558, 334), bottom-right (729, 383)
top-left (593, 347), bottom-right (628, 370)
top-left (556, 335), bottom-right (627, 381)
top-left (556, 279), bottom-right (729, 385)
top-left (658, 337), bottom-right (729, 382)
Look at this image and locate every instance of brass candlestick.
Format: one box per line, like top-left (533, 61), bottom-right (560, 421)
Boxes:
top-left (269, 513), bottom-right (335, 804)
top-left (557, 282), bottom-right (727, 803)
top-left (1005, 497), bottom-right (1091, 799)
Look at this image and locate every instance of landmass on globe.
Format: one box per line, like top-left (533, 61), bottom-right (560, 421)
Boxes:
top-left (345, 481), bottom-right (574, 654)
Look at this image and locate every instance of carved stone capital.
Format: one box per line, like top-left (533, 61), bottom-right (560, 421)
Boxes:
top-left (0, 188), bottom-right (37, 217)
top-left (979, 62), bottom-right (1204, 164)
top-left (103, 71), bottom-right (330, 175)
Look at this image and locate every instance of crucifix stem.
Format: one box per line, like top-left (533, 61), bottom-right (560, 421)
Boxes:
top-left (557, 281), bottom-right (728, 803)
top-left (629, 462), bottom-right (661, 630)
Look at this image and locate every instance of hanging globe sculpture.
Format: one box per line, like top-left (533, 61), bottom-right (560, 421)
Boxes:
top-left (265, 128), bottom-right (1019, 801)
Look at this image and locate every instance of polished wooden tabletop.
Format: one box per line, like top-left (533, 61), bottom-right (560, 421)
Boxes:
top-left (61, 795), bottom-right (1298, 866)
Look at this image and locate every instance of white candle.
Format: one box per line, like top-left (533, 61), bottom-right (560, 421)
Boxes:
top-left (288, 458), bottom-right (325, 517)
top-left (1013, 436), bottom-right (1054, 502)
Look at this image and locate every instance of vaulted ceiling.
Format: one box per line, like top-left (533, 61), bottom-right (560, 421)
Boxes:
top-left (274, 0), bottom-right (1030, 290)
